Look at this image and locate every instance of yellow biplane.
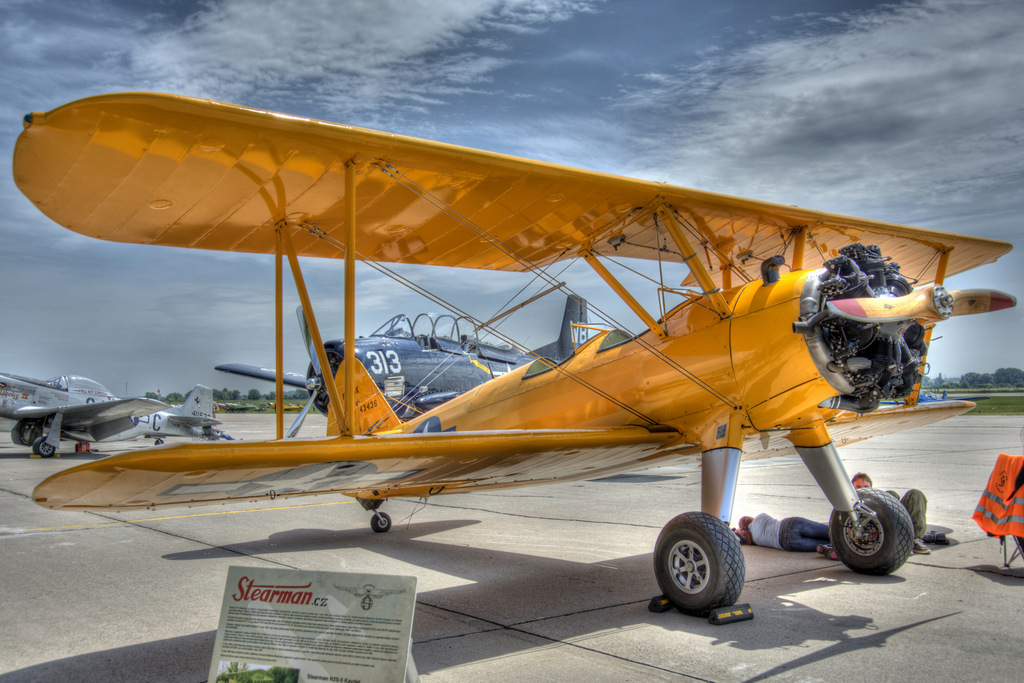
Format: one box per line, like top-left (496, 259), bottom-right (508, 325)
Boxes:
top-left (14, 93), bottom-right (1015, 616)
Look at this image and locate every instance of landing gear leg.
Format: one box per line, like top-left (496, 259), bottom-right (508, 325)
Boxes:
top-left (795, 441), bottom-right (913, 575)
top-left (358, 498), bottom-right (392, 533)
top-left (654, 446), bottom-right (745, 616)
top-left (794, 441), bottom-right (859, 514)
top-left (32, 413), bottom-right (63, 458)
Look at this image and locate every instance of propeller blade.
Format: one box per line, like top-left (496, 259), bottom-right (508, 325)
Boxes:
top-left (827, 285), bottom-right (1017, 324)
top-left (949, 289), bottom-right (1017, 317)
top-left (284, 393), bottom-right (316, 438)
top-left (296, 305), bottom-right (320, 374)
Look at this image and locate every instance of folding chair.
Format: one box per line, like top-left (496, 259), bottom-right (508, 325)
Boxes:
top-left (972, 452), bottom-right (1024, 568)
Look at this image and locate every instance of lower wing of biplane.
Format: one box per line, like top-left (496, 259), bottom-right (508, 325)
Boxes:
top-left (14, 93), bottom-right (1015, 616)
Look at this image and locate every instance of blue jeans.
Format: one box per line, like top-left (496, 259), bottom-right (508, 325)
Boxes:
top-left (779, 517), bottom-right (830, 552)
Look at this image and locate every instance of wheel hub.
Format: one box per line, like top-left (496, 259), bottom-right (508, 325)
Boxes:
top-left (844, 518), bottom-right (884, 556)
top-left (669, 540), bottom-right (711, 594)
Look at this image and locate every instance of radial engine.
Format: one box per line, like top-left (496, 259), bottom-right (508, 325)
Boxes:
top-left (798, 243), bottom-right (927, 413)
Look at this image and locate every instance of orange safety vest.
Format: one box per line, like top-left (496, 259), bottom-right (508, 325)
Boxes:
top-left (973, 453), bottom-right (1024, 537)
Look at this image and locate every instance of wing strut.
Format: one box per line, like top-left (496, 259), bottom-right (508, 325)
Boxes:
top-left (656, 206), bottom-right (732, 318)
top-left (904, 248), bottom-right (951, 407)
top-left (278, 223), bottom-right (348, 434)
top-left (343, 162), bottom-right (357, 433)
top-left (271, 163), bottom-right (359, 435)
top-left (583, 251), bottom-right (668, 340)
top-left (791, 227), bottom-right (806, 271)
top-left (275, 228), bottom-right (285, 439)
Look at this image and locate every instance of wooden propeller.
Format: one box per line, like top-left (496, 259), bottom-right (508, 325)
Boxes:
top-left (826, 285), bottom-right (1016, 324)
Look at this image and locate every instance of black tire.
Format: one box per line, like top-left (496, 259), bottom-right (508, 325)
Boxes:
top-left (12, 422), bottom-right (41, 447)
top-left (10, 425), bottom-right (26, 446)
top-left (654, 511), bottom-right (745, 616)
top-left (31, 436), bottom-right (56, 458)
top-left (370, 511), bottom-right (392, 533)
top-left (830, 487), bottom-right (913, 575)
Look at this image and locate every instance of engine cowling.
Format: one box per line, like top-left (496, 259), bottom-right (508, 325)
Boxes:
top-left (798, 244), bottom-right (926, 413)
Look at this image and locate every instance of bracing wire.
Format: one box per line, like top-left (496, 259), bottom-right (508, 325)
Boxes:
top-left (309, 163), bottom-right (742, 411)
top-left (373, 166), bottom-right (741, 409)
top-left (298, 226), bottom-right (663, 424)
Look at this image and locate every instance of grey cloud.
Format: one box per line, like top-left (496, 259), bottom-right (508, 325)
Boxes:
top-left (128, 0), bottom-right (598, 118)
top-left (2, 0), bottom-right (1019, 388)
top-left (616, 0), bottom-right (1024, 220)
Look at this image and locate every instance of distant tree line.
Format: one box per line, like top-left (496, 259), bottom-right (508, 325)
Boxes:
top-left (144, 388), bottom-right (308, 403)
top-left (142, 367), bottom-right (1023, 403)
top-left (922, 367), bottom-right (1024, 390)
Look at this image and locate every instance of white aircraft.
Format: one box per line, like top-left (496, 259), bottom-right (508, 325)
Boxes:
top-left (1, 374), bottom-right (228, 455)
top-left (1, 373), bottom-right (167, 456)
top-left (108, 385), bottom-right (231, 446)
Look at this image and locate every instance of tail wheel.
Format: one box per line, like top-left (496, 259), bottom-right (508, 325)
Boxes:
top-left (830, 487), bottom-right (913, 575)
top-left (654, 511), bottom-right (745, 616)
top-left (370, 511), bottom-right (392, 533)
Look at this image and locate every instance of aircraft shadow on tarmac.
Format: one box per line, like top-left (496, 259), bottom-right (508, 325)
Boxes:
top-left (152, 512), bottom-right (950, 680)
top-left (0, 631), bottom-right (216, 683)
top-left (161, 518), bottom-right (482, 561)
top-left (723, 609), bottom-right (961, 683)
top-left (3, 520), bottom-right (955, 682)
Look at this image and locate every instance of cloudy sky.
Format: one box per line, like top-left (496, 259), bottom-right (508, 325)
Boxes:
top-left (1, 0), bottom-right (1021, 397)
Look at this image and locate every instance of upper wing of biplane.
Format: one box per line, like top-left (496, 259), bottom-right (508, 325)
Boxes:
top-left (14, 93), bottom-right (1011, 289)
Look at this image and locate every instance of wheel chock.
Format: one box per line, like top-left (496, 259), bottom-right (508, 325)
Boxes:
top-left (707, 604), bottom-right (754, 625)
top-left (648, 595), bottom-right (673, 613)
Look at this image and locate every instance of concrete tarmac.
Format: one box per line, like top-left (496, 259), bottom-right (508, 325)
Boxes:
top-left (1, 414), bottom-right (1022, 682)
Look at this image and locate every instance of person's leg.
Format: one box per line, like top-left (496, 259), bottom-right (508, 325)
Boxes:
top-left (901, 489), bottom-right (928, 539)
top-left (780, 517), bottom-right (829, 552)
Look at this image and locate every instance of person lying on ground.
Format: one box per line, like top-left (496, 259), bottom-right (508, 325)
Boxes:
top-left (732, 513), bottom-right (830, 551)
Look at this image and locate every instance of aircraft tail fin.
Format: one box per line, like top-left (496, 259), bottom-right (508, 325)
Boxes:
top-left (531, 294), bottom-right (588, 362)
top-left (325, 361), bottom-right (402, 436)
top-left (170, 385), bottom-right (215, 419)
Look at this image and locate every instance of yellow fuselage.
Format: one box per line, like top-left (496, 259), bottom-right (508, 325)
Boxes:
top-left (399, 270), bottom-right (836, 449)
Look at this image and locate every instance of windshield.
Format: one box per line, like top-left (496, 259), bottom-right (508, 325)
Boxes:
top-left (45, 376), bottom-right (68, 391)
top-left (370, 314), bottom-right (414, 338)
top-left (66, 376), bottom-right (112, 394)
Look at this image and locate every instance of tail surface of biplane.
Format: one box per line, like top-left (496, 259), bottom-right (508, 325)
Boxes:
top-left (15, 93), bottom-right (1015, 617)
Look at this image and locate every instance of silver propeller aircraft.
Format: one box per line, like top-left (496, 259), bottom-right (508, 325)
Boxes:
top-left (1, 375), bottom-right (228, 455)
top-left (1, 373), bottom-right (167, 456)
top-left (110, 385), bottom-right (231, 445)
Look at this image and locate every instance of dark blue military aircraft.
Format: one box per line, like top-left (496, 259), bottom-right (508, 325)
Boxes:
top-left (217, 295), bottom-right (588, 430)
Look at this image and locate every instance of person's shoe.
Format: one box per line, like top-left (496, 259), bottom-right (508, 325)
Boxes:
top-left (912, 538), bottom-right (932, 554)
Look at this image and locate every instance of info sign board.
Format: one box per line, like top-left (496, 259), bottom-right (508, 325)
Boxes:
top-left (208, 566), bottom-right (417, 683)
